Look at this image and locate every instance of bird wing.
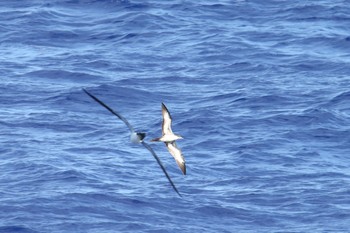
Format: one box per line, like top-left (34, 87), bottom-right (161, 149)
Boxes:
top-left (165, 141), bottom-right (186, 175)
top-left (161, 103), bottom-right (173, 135)
top-left (83, 88), bottom-right (134, 132)
top-left (141, 141), bottom-right (182, 197)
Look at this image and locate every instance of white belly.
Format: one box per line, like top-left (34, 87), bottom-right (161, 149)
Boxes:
top-left (159, 134), bottom-right (181, 142)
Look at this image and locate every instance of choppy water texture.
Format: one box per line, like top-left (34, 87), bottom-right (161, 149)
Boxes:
top-left (1, 0), bottom-right (350, 232)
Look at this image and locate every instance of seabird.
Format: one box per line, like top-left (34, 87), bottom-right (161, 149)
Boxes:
top-left (151, 103), bottom-right (186, 175)
top-left (83, 88), bottom-right (181, 197)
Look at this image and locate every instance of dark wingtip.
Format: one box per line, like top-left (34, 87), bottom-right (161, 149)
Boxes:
top-left (182, 164), bottom-right (186, 175)
top-left (161, 102), bottom-right (168, 110)
top-left (82, 88), bottom-right (93, 97)
top-left (175, 159), bottom-right (186, 175)
top-left (161, 103), bottom-right (172, 119)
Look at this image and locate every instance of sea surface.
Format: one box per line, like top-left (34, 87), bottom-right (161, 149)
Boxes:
top-left (1, 0), bottom-right (350, 232)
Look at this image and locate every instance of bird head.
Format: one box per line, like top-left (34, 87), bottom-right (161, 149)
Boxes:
top-left (130, 132), bottom-right (146, 144)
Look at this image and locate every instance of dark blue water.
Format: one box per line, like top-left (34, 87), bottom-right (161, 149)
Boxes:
top-left (1, 0), bottom-right (350, 232)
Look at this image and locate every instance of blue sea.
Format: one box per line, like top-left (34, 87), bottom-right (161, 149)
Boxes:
top-left (1, 0), bottom-right (350, 232)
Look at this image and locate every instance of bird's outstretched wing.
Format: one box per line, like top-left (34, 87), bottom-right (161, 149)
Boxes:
top-left (165, 141), bottom-right (186, 175)
top-left (83, 88), bottom-right (134, 132)
top-left (161, 103), bottom-right (173, 135)
top-left (142, 141), bottom-right (182, 197)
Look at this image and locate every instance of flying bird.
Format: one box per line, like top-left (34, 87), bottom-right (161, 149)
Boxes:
top-left (151, 103), bottom-right (186, 175)
top-left (83, 88), bottom-right (181, 197)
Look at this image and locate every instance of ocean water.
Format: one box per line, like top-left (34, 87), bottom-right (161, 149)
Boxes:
top-left (1, 0), bottom-right (350, 232)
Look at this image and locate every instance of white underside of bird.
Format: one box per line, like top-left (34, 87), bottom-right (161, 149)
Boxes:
top-left (156, 134), bottom-right (183, 142)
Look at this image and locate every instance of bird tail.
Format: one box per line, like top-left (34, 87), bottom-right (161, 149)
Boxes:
top-left (151, 137), bottom-right (160, 142)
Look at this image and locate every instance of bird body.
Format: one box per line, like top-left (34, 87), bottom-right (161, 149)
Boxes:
top-left (152, 103), bottom-right (186, 175)
top-left (151, 134), bottom-right (182, 142)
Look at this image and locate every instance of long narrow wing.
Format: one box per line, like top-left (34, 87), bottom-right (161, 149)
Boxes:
top-left (83, 88), bottom-right (134, 132)
top-left (165, 141), bottom-right (186, 175)
top-left (142, 141), bottom-right (182, 197)
top-left (161, 103), bottom-right (173, 135)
